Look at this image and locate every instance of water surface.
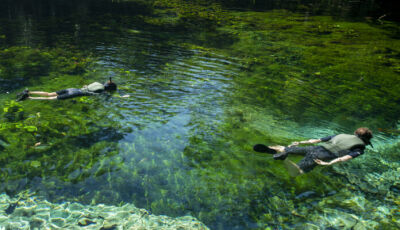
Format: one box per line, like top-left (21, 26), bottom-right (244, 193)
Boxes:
top-left (1, 1), bottom-right (400, 229)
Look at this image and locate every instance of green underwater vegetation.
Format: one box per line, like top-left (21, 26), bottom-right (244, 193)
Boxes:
top-left (221, 10), bottom-right (400, 128)
top-left (0, 0), bottom-right (400, 229)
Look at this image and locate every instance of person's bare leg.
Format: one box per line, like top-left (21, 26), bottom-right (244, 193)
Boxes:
top-left (283, 159), bottom-right (304, 177)
top-left (269, 145), bottom-right (285, 152)
top-left (28, 96), bottom-right (58, 100)
top-left (29, 91), bottom-right (57, 96)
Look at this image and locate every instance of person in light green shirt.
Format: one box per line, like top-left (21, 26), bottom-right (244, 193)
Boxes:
top-left (16, 78), bottom-right (118, 101)
top-left (269, 127), bottom-right (373, 177)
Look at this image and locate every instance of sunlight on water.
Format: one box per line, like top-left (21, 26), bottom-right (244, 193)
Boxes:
top-left (1, 2), bottom-right (400, 229)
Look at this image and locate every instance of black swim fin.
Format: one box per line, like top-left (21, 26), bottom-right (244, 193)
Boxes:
top-left (253, 144), bottom-right (277, 154)
top-left (16, 89), bottom-right (29, 102)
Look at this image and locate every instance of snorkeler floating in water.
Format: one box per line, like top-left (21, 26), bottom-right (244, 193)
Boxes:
top-left (16, 78), bottom-right (117, 101)
top-left (254, 127), bottom-right (373, 177)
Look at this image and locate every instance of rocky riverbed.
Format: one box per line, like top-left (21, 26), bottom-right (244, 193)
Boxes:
top-left (0, 193), bottom-right (209, 229)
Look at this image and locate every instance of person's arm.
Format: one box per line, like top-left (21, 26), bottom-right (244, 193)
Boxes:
top-left (314, 155), bottom-right (353, 165)
top-left (289, 135), bottom-right (336, 147)
top-left (300, 139), bottom-right (321, 144)
top-left (314, 146), bottom-right (364, 166)
top-left (289, 139), bottom-right (321, 147)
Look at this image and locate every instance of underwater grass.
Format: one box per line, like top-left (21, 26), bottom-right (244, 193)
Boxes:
top-left (215, 10), bottom-right (400, 129)
top-left (0, 1), bottom-right (400, 229)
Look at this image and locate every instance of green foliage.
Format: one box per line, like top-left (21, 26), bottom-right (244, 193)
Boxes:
top-left (219, 11), bottom-right (400, 128)
top-left (50, 48), bottom-right (93, 74)
top-left (2, 100), bottom-right (24, 122)
top-left (0, 2), bottom-right (399, 230)
top-left (0, 46), bottom-right (93, 82)
top-left (149, 0), bottom-right (228, 30)
top-left (0, 47), bottom-right (52, 79)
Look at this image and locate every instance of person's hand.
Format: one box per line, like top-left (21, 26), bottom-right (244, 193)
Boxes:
top-left (314, 159), bottom-right (330, 165)
top-left (288, 141), bottom-right (299, 147)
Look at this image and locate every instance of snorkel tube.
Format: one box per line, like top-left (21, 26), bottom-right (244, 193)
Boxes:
top-left (104, 77), bottom-right (117, 91)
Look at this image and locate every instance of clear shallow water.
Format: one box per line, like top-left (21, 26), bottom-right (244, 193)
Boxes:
top-left (1, 1), bottom-right (400, 229)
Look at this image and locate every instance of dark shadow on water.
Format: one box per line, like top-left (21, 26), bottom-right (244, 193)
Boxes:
top-left (0, 0), bottom-right (153, 19)
top-left (218, 0), bottom-right (400, 21)
top-left (68, 126), bottom-right (124, 148)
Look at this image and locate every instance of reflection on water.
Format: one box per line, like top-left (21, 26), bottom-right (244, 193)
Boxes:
top-left (1, 1), bottom-right (400, 229)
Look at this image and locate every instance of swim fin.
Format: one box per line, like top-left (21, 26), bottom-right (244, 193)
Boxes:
top-left (253, 144), bottom-right (277, 154)
top-left (16, 89), bottom-right (29, 102)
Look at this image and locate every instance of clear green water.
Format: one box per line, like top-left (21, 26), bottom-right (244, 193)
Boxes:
top-left (1, 1), bottom-right (400, 229)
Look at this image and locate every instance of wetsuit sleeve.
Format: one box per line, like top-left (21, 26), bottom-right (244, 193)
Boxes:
top-left (320, 135), bottom-right (336, 142)
top-left (348, 147), bottom-right (365, 158)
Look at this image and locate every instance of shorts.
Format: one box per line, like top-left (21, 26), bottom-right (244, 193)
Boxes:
top-left (284, 146), bottom-right (337, 172)
top-left (56, 88), bottom-right (86, 100)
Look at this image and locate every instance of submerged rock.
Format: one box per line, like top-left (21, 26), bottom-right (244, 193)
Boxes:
top-left (78, 218), bottom-right (96, 226)
top-left (0, 193), bottom-right (209, 230)
top-left (295, 191), bottom-right (317, 200)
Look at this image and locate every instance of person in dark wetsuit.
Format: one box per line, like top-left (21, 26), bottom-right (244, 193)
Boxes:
top-left (269, 127), bottom-right (373, 177)
top-left (16, 78), bottom-right (117, 101)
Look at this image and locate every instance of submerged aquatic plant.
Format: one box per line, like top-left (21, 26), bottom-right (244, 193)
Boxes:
top-left (0, 1), bottom-right (399, 229)
top-left (2, 100), bottom-right (24, 122)
top-left (0, 47), bottom-right (52, 79)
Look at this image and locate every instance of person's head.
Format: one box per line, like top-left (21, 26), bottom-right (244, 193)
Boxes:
top-left (104, 77), bottom-right (117, 91)
top-left (354, 127), bottom-right (373, 147)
